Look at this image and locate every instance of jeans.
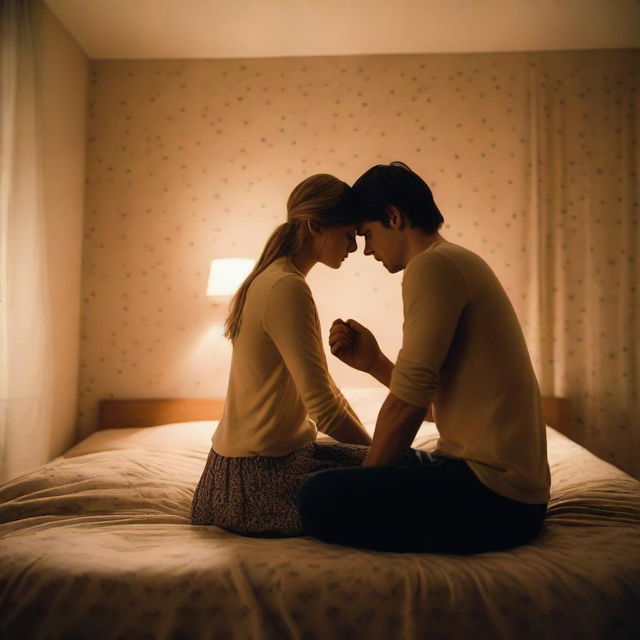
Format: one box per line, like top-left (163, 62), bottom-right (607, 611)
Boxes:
top-left (296, 449), bottom-right (547, 554)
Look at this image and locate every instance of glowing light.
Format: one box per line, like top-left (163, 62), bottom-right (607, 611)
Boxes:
top-left (206, 258), bottom-right (255, 297)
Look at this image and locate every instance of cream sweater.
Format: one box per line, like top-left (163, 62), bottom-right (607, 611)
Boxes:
top-left (212, 257), bottom-right (348, 457)
top-left (390, 240), bottom-right (551, 504)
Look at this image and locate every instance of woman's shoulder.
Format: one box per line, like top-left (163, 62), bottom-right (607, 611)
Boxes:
top-left (256, 259), bottom-right (311, 302)
top-left (268, 270), bottom-right (311, 301)
top-left (260, 264), bottom-right (315, 328)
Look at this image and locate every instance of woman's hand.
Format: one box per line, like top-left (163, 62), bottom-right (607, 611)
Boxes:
top-left (329, 319), bottom-right (382, 374)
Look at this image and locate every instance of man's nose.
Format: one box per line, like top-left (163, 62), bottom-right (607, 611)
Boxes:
top-left (363, 242), bottom-right (373, 256)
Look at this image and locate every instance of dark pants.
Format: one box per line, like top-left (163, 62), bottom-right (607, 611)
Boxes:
top-left (296, 450), bottom-right (547, 554)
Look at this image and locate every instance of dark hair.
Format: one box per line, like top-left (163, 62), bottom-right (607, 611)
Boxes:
top-left (351, 161), bottom-right (444, 233)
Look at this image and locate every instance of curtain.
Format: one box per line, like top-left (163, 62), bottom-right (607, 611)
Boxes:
top-left (524, 52), bottom-right (639, 476)
top-left (0, 0), bottom-right (54, 482)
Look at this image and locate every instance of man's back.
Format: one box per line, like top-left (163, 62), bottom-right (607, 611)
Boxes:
top-left (390, 240), bottom-right (551, 503)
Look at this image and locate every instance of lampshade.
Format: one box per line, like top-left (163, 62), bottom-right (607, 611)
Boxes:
top-left (206, 258), bottom-right (255, 297)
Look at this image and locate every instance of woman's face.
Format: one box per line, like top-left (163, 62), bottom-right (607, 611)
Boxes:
top-left (315, 224), bottom-right (358, 269)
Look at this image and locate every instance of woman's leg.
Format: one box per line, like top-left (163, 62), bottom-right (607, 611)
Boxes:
top-left (191, 443), bottom-right (368, 536)
top-left (296, 454), bottom-right (546, 554)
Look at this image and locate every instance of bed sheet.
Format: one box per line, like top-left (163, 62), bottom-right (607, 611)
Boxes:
top-left (1, 390), bottom-right (639, 640)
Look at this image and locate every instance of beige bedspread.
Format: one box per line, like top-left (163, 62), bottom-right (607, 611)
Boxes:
top-left (1, 401), bottom-right (639, 639)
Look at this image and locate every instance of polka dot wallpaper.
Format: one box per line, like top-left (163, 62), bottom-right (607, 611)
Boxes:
top-left (81, 50), bottom-right (639, 477)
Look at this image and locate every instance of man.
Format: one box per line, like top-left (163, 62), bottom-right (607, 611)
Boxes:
top-left (296, 162), bottom-right (550, 554)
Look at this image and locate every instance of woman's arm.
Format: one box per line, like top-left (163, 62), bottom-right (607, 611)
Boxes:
top-left (264, 275), bottom-right (363, 438)
top-left (329, 411), bottom-right (372, 446)
top-left (326, 378), bottom-right (372, 445)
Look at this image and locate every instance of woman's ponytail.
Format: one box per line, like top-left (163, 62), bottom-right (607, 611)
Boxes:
top-left (224, 221), bottom-right (303, 340)
top-left (224, 174), bottom-right (358, 341)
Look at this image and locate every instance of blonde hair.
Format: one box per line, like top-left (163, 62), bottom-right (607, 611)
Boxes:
top-left (224, 174), bottom-right (357, 341)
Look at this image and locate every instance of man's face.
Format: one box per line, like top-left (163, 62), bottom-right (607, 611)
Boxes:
top-left (357, 221), bottom-right (404, 273)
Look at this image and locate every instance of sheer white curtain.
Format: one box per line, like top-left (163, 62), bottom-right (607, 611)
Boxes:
top-left (0, 0), bottom-right (54, 482)
top-left (523, 53), bottom-right (639, 477)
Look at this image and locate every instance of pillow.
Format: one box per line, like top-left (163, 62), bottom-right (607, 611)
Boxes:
top-left (64, 420), bottom-right (217, 458)
top-left (63, 387), bottom-right (434, 458)
top-left (341, 386), bottom-right (389, 429)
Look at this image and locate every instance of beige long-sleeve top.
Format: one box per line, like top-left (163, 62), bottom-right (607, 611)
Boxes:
top-left (212, 257), bottom-right (349, 457)
top-left (390, 240), bottom-right (551, 504)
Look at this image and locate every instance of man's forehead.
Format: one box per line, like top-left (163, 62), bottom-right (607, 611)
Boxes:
top-left (356, 222), bottom-right (372, 235)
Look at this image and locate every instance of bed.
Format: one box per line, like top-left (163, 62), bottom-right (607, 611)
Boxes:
top-left (1, 389), bottom-right (639, 640)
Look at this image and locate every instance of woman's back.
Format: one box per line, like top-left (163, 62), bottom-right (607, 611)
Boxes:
top-left (213, 257), bottom-right (348, 457)
top-left (191, 173), bottom-right (369, 536)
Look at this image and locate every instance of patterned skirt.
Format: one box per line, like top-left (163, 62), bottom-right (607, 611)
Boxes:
top-left (190, 441), bottom-right (368, 537)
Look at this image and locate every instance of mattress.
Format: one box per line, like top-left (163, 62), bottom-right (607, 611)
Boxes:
top-left (1, 389), bottom-right (639, 640)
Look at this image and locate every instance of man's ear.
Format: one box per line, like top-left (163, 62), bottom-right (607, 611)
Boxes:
top-left (385, 205), bottom-right (403, 229)
top-left (307, 219), bottom-right (322, 237)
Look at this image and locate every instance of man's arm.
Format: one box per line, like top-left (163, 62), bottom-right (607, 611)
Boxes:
top-left (328, 317), bottom-right (433, 431)
top-left (364, 393), bottom-right (426, 466)
top-left (368, 352), bottom-right (394, 388)
top-left (329, 319), bottom-right (394, 387)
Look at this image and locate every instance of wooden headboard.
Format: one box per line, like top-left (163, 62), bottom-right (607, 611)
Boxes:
top-left (98, 396), bottom-right (571, 437)
top-left (98, 398), bottom-right (225, 430)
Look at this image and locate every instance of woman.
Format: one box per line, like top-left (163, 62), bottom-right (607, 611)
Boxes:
top-left (191, 174), bottom-right (372, 537)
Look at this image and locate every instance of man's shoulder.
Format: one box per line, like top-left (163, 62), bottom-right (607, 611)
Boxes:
top-left (403, 241), bottom-right (498, 299)
top-left (402, 244), bottom-right (464, 296)
top-left (406, 241), bottom-right (474, 276)
top-left (419, 241), bottom-right (492, 274)
top-left (432, 240), bottom-right (481, 261)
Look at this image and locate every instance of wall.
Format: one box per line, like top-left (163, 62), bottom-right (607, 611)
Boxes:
top-left (39, 2), bottom-right (87, 460)
top-left (80, 51), bottom-right (639, 477)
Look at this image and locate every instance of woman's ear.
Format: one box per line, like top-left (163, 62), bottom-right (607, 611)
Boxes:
top-left (307, 219), bottom-right (322, 237)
